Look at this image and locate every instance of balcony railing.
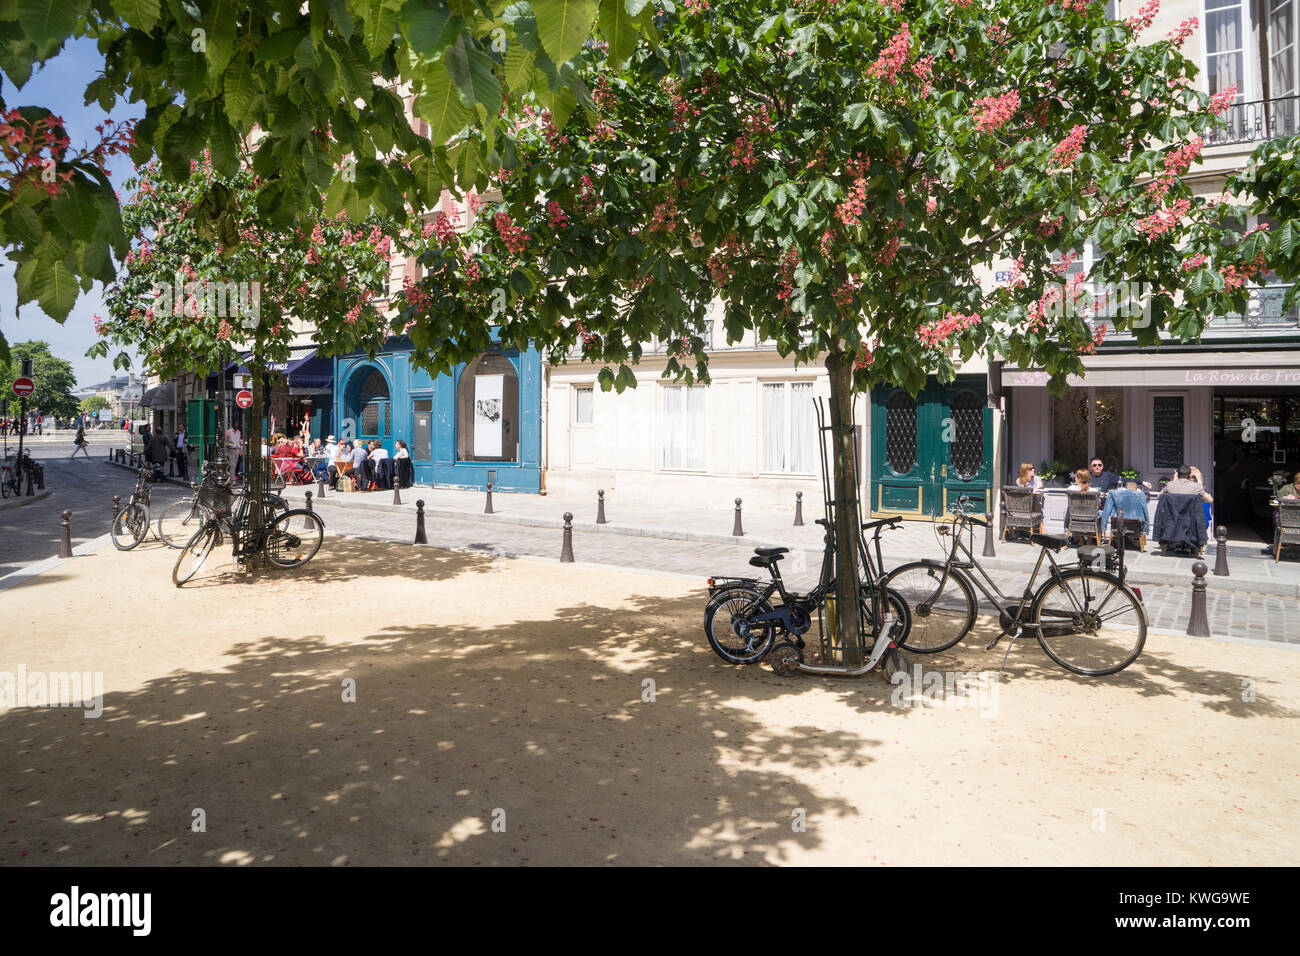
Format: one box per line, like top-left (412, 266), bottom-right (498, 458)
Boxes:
top-left (1100, 283), bottom-right (1297, 343)
top-left (1204, 95), bottom-right (1300, 147)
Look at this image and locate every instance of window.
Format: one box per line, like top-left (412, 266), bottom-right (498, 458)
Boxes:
top-left (1206, 0), bottom-right (1246, 102)
top-left (456, 352), bottom-right (519, 462)
top-left (574, 386), bottom-right (593, 424)
top-left (661, 385), bottom-right (706, 470)
top-left (760, 382), bottom-right (817, 473)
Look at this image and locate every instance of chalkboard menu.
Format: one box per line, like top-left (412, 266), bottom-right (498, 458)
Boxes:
top-left (1153, 395), bottom-right (1185, 469)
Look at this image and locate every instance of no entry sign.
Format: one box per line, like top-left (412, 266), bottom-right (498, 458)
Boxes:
top-left (235, 389), bottom-right (254, 409)
top-left (11, 377), bottom-right (34, 398)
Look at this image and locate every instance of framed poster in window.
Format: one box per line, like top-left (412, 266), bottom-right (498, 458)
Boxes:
top-left (473, 374), bottom-right (504, 457)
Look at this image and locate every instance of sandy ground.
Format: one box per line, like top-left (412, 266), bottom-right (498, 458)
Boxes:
top-left (1, 536), bottom-right (1297, 866)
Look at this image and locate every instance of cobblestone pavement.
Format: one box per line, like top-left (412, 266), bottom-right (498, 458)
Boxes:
top-left (0, 442), bottom-right (189, 577)
top-left (306, 497), bottom-right (1297, 646)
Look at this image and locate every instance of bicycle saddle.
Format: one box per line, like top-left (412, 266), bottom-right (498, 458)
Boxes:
top-left (752, 546), bottom-right (789, 557)
top-left (748, 553), bottom-right (785, 568)
top-left (1030, 533), bottom-right (1071, 551)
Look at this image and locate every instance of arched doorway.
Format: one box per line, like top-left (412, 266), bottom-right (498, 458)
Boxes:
top-left (344, 365), bottom-right (392, 444)
top-left (456, 352), bottom-right (519, 462)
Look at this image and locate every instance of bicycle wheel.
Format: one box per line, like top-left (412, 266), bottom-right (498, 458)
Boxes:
top-left (263, 510), bottom-right (325, 568)
top-left (110, 502), bottom-right (149, 551)
top-left (0, 472), bottom-right (9, 498)
top-left (768, 640), bottom-right (804, 677)
top-left (703, 587), bottom-right (778, 664)
top-left (157, 498), bottom-right (209, 549)
top-left (173, 522), bottom-right (218, 587)
top-left (881, 561), bottom-right (977, 653)
top-left (1031, 569), bottom-right (1147, 676)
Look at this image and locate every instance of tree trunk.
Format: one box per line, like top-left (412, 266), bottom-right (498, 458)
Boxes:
top-left (825, 349), bottom-right (863, 667)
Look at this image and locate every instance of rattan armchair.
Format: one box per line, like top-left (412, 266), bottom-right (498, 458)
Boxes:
top-left (1000, 485), bottom-right (1043, 542)
top-left (1065, 491), bottom-right (1103, 546)
top-left (1275, 499), bottom-right (1300, 562)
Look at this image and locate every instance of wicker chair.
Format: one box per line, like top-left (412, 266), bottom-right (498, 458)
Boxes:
top-left (1065, 491), bottom-right (1103, 546)
top-left (1275, 499), bottom-right (1300, 562)
top-left (1000, 485), bottom-right (1043, 541)
top-left (1107, 513), bottom-right (1147, 553)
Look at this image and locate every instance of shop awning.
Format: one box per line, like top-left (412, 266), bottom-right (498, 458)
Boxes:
top-left (204, 348), bottom-right (332, 391)
top-left (1003, 349), bottom-right (1300, 388)
top-left (140, 381), bottom-right (175, 407)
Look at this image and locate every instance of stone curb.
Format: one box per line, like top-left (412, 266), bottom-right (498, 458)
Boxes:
top-left (0, 533), bottom-right (113, 593)
top-left (0, 489), bottom-right (52, 511)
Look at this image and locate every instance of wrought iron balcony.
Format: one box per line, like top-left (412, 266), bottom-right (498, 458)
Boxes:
top-left (1204, 95), bottom-right (1300, 147)
top-left (1100, 283), bottom-right (1297, 343)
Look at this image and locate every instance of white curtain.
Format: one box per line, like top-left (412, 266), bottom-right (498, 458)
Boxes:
top-left (761, 384), bottom-right (786, 472)
top-left (790, 382), bottom-right (816, 473)
top-left (575, 386), bottom-right (593, 424)
top-left (1207, 1), bottom-right (1245, 97)
top-left (662, 386), bottom-right (682, 468)
top-left (683, 386), bottom-right (706, 470)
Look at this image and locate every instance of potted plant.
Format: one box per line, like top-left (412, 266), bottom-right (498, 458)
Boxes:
top-left (1120, 468), bottom-right (1141, 484)
top-left (1039, 459), bottom-right (1070, 488)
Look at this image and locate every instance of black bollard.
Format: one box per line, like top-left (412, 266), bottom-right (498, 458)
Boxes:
top-left (982, 511), bottom-right (996, 557)
top-left (304, 490), bottom-right (314, 528)
top-left (35, 463), bottom-right (44, 490)
top-left (794, 491), bottom-right (804, 526)
top-left (1213, 525), bottom-right (1229, 577)
top-left (596, 489), bottom-right (607, 524)
top-left (732, 498), bottom-right (744, 536)
top-left (1186, 561), bottom-right (1211, 637)
top-left (393, 483), bottom-right (402, 506)
top-left (414, 499), bottom-right (428, 544)
top-left (59, 510), bottom-right (72, 558)
top-left (112, 494), bottom-right (122, 519)
top-left (560, 511), bottom-right (575, 562)
top-left (484, 480), bottom-right (494, 514)
top-left (317, 476), bottom-right (327, 499)
top-left (25, 462), bottom-right (34, 495)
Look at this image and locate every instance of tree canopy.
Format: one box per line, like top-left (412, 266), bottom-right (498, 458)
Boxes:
top-left (3, 340), bottom-right (80, 418)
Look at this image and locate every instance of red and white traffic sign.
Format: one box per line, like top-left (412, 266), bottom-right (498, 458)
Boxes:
top-left (11, 377), bottom-right (34, 398)
top-left (235, 389), bottom-right (254, 409)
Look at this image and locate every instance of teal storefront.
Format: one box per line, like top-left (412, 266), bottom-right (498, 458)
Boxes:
top-left (333, 336), bottom-right (542, 492)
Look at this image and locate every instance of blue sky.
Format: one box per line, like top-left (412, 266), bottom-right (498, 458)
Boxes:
top-left (1, 38), bottom-right (143, 389)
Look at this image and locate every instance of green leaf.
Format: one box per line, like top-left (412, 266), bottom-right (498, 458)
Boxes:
top-left (16, 0), bottom-right (85, 60)
top-left (320, 0), bottom-right (353, 38)
top-left (51, 179), bottom-right (100, 238)
top-left (16, 252), bottom-right (80, 319)
top-left (256, 25), bottom-right (309, 63)
top-left (161, 111), bottom-right (209, 182)
top-left (209, 116), bottom-right (239, 176)
top-left (532, 0), bottom-right (597, 68)
top-left (361, 0), bottom-right (397, 58)
top-left (415, 61), bottom-right (472, 145)
top-left (599, 0), bottom-right (637, 70)
top-left (502, 44), bottom-right (534, 94)
top-left (222, 54), bottom-right (258, 128)
top-left (201, 0), bottom-right (237, 76)
top-left (444, 31), bottom-right (501, 118)
top-left (110, 0), bottom-right (160, 32)
top-left (400, 0), bottom-right (455, 53)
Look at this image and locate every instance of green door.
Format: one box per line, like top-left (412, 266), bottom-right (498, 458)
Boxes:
top-left (872, 379), bottom-right (992, 518)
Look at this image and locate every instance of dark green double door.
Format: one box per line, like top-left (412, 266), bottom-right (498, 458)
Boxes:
top-left (870, 379), bottom-right (993, 518)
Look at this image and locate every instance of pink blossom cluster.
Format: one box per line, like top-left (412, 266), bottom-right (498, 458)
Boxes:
top-left (1006, 257), bottom-right (1028, 289)
top-left (649, 196), bottom-right (679, 233)
top-left (593, 74), bottom-right (617, 111)
top-left (835, 177), bottom-right (868, 227)
top-left (464, 258), bottom-right (482, 282)
top-left (876, 235), bottom-right (899, 266)
top-left (745, 105), bottom-right (775, 136)
top-left (1039, 215), bottom-right (1062, 237)
top-left (494, 212), bottom-right (530, 254)
top-left (1125, 0), bottom-right (1159, 33)
top-left (547, 200), bottom-right (569, 229)
top-left (854, 349), bottom-right (874, 369)
top-left (467, 189), bottom-right (486, 215)
top-left (682, 0), bottom-right (708, 12)
top-left (577, 175), bottom-right (601, 216)
top-left (1050, 125), bottom-right (1087, 169)
top-left (1208, 86), bottom-right (1238, 115)
top-left (402, 275), bottom-right (431, 312)
top-left (1221, 253), bottom-right (1267, 290)
top-left (776, 245), bottom-right (800, 302)
top-left (730, 134), bottom-right (755, 170)
top-left (217, 319), bottom-right (233, 340)
top-left (1052, 251), bottom-right (1077, 277)
top-left (92, 313), bottom-right (105, 334)
top-left (1181, 253), bottom-right (1207, 271)
top-left (708, 235), bottom-right (742, 287)
top-left (845, 153), bottom-right (871, 179)
top-left (986, 22), bottom-right (1008, 45)
top-left (1146, 136), bottom-right (1203, 200)
top-left (972, 90), bottom-right (1020, 133)
top-left (832, 273), bottom-right (862, 307)
top-left (591, 121), bottom-right (617, 143)
top-left (1167, 16), bottom-right (1198, 47)
top-left (1136, 198), bottom-right (1190, 239)
top-left (1062, 0), bottom-right (1093, 11)
top-left (912, 54), bottom-right (935, 99)
top-left (877, 0), bottom-right (902, 12)
top-left (867, 23), bottom-right (912, 84)
top-left (918, 311), bottom-right (980, 348)
top-left (1027, 287), bottom-right (1061, 329)
top-left (820, 228), bottom-right (836, 256)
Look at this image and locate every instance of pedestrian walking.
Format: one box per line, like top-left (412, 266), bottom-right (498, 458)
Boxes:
top-left (69, 423), bottom-right (91, 460)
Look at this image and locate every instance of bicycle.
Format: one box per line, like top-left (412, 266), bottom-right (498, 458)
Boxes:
top-left (157, 473), bottom-right (291, 549)
top-left (703, 516), bottom-right (912, 671)
top-left (0, 461), bottom-right (17, 498)
top-left (881, 495), bottom-right (1147, 676)
top-left (110, 463), bottom-right (156, 550)
top-left (173, 479), bottom-right (324, 587)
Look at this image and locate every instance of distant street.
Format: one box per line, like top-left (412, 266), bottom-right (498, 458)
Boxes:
top-left (0, 432), bottom-right (190, 577)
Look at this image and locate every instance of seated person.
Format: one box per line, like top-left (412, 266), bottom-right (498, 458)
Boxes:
top-left (369, 441), bottom-right (392, 488)
top-left (316, 436), bottom-right (338, 479)
top-left (1162, 464), bottom-right (1213, 501)
top-left (1087, 456), bottom-right (1152, 492)
top-left (1015, 462), bottom-right (1043, 490)
top-left (1068, 469), bottom-right (1094, 493)
top-left (328, 441), bottom-right (351, 488)
top-left (350, 440), bottom-right (371, 489)
top-left (1281, 471), bottom-right (1300, 499)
